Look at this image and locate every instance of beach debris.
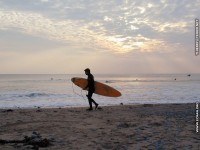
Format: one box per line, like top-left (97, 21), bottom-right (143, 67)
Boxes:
top-left (36, 107), bottom-right (42, 112)
top-left (31, 131), bottom-right (41, 139)
top-left (0, 132), bottom-right (53, 148)
top-left (1, 109), bottom-right (14, 113)
top-left (143, 104), bottom-right (154, 107)
top-left (97, 107), bottom-right (102, 110)
top-left (36, 109), bottom-right (42, 112)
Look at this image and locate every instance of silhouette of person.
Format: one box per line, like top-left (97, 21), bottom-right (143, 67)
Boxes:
top-left (83, 68), bottom-right (98, 111)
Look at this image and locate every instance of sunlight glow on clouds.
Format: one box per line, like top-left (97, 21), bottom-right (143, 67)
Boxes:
top-left (0, 9), bottom-right (122, 53)
top-left (0, 9), bottom-right (136, 53)
top-left (0, 0), bottom-right (199, 73)
top-left (0, 0), bottom-right (194, 54)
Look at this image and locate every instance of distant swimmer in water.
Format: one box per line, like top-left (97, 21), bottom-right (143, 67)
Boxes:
top-left (83, 68), bottom-right (98, 111)
top-left (187, 74), bottom-right (191, 77)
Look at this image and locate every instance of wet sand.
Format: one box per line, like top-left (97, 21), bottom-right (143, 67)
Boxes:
top-left (0, 103), bottom-right (199, 149)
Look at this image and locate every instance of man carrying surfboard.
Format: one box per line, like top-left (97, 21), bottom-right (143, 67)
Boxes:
top-left (83, 68), bottom-right (98, 111)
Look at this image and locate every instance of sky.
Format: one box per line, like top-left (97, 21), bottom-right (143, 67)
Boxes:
top-left (0, 0), bottom-right (200, 74)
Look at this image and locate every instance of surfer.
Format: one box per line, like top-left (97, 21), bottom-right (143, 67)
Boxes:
top-left (83, 68), bottom-right (98, 111)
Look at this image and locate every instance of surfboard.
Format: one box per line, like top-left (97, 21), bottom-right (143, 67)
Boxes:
top-left (71, 77), bottom-right (121, 97)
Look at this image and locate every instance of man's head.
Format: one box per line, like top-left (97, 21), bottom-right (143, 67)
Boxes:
top-left (84, 68), bottom-right (90, 75)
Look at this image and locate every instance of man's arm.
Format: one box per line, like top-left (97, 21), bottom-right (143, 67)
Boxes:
top-left (83, 83), bottom-right (89, 90)
top-left (83, 77), bottom-right (90, 90)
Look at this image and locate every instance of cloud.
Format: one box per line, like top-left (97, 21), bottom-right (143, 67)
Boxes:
top-left (0, 9), bottom-right (105, 50)
top-left (0, 9), bottom-right (154, 54)
top-left (0, 0), bottom-right (199, 55)
top-left (1, 0), bottom-right (200, 74)
top-left (40, 0), bottom-right (49, 2)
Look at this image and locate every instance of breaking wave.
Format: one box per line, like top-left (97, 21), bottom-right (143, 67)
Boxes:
top-left (24, 93), bottom-right (49, 98)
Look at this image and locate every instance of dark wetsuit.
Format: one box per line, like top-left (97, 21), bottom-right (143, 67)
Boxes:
top-left (85, 73), bottom-right (97, 109)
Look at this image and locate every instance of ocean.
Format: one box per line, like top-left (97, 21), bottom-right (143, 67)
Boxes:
top-left (0, 74), bottom-right (199, 108)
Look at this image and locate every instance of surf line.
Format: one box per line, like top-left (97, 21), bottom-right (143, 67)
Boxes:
top-left (196, 102), bottom-right (199, 133)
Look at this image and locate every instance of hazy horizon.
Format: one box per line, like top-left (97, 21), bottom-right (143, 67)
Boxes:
top-left (0, 73), bottom-right (199, 75)
top-left (0, 0), bottom-right (200, 74)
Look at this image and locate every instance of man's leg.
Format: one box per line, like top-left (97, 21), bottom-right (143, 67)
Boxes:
top-left (91, 99), bottom-right (98, 106)
top-left (88, 90), bottom-right (98, 109)
top-left (87, 91), bottom-right (93, 110)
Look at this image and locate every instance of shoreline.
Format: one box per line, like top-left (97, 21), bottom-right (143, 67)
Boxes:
top-left (0, 103), bottom-right (199, 149)
top-left (0, 102), bottom-right (196, 110)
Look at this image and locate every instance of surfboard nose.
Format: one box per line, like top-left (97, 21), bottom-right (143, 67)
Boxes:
top-left (71, 78), bottom-right (75, 82)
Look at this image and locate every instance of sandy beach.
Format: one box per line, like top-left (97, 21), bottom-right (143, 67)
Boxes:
top-left (0, 103), bottom-right (199, 150)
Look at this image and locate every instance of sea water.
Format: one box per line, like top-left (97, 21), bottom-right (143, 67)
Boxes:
top-left (0, 74), bottom-right (199, 108)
